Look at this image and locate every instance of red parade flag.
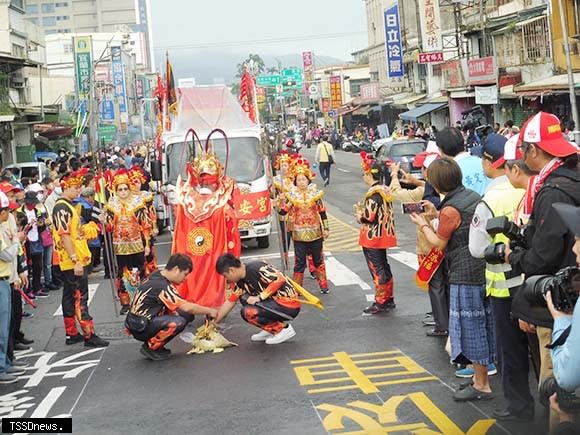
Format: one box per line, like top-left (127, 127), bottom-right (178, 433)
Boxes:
top-left (166, 54), bottom-right (177, 116)
top-left (239, 66), bottom-right (256, 123)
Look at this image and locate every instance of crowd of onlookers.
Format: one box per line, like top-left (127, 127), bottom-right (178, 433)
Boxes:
top-left (0, 143), bottom-right (151, 385)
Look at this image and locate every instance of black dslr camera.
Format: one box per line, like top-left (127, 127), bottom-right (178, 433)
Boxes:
top-left (539, 377), bottom-right (580, 413)
top-left (523, 266), bottom-right (580, 311)
top-left (483, 216), bottom-right (527, 264)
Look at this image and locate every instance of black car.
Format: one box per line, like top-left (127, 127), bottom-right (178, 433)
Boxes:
top-left (375, 138), bottom-right (427, 187)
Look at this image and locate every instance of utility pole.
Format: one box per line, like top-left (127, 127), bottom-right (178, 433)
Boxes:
top-left (558, 0), bottom-right (580, 144)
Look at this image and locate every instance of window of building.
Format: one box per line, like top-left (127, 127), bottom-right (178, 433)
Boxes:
top-left (43, 16), bottom-right (57, 26)
top-left (63, 43), bottom-right (73, 53)
top-left (11, 44), bottom-right (26, 58)
top-left (41, 3), bottom-right (55, 13)
top-left (9, 0), bottom-right (24, 10)
top-left (25, 4), bottom-right (39, 14)
top-left (26, 17), bottom-right (39, 25)
top-left (55, 2), bottom-right (69, 6)
top-left (522, 16), bottom-right (551, 62)
top-left (56, 15), bottom-right (70, 21)
top-left (45, 29), bottom-right (57, 34)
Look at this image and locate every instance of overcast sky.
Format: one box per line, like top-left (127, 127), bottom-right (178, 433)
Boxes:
top-left (150, 0), bottom-right (368, 63)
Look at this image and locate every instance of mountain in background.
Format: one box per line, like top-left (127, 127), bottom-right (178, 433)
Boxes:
top-left (158, 51), bottom-right (348, 84)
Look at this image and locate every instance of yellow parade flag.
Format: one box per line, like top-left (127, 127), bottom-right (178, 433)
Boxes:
top-left (286, 276), bottom-right (324, 310)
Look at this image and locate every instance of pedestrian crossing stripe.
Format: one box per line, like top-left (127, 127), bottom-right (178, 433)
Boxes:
top-left (325, 213), bottom-right (361, 252)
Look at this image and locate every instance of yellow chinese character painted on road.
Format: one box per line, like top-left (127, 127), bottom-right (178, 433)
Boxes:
top-left (316, 392), bottom-right (496, 435)
top-left (238, 200), bottom-right (254, 216)
top-left (291, 350), bottom-right (437, 394)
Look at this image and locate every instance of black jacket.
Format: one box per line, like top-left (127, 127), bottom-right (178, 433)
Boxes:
top-left (510, 166), bottom-right (580, 328)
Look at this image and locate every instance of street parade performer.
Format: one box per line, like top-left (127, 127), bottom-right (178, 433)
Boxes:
top-left (129, 165), bottom-right (158, 276)
top-left (356, 152), bottom-right (397, 315)
top-left (52, 169), bottom-right (109, 347)
top-left (215, 253), bottom-right (322, 345)
top-left (125, 253), bottom-right (218, 361)
top-left (104, 169), bottom-right (152, 315)
top-left (279, 157), bottom-right (330, 294)
top-left (172, 131), bottom-right (241, 307)
top-left (272, 150), bottom-right (295, 268)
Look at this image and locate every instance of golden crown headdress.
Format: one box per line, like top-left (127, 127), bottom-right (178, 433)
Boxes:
top-left (128, 166), bottom-right (147, 186)
top-left (292, 157), bottom-right (315, 180)
top-left (184, 128), bottom-right (229, 184)
top-left (274, 150), bottom-right (294, 171)
top-left (60, 168), bottom-right (88, 189)
top-left (112, 169), bottom-right (131, 191)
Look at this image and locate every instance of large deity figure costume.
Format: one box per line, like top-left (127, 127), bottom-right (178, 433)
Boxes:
top-left (172, 130), bottom-right (241, 307)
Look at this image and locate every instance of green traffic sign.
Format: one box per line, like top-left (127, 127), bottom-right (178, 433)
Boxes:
top-left (98, 124), bottom-right (117, 143)
top-left (256, 75), bottom-right (281, 87)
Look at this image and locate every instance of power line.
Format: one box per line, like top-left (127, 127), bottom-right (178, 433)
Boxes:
top-left (153, 31), bottom-right (366, 52)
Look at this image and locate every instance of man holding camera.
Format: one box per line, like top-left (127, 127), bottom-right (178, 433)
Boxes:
top-left (504, 112), bottom-right (580, 429)
top-left (546, 203), bottom-right (580, 433)
top-left (468, 133), bottom-right (531, 420)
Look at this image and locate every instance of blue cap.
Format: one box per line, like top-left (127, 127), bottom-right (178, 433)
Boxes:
top-left (481, 133), bottom-right (508, 168)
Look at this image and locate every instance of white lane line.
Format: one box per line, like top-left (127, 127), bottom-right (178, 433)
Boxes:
top-left (53, 283), bottom-right (99, 317)
top-left (30, 386), bottom-right (67, 418)
top-left (325, 256), bottom-right (371, 290)
top-left (337, 168), bottom-right (351, 173)
top-left (388, 249), bottom-right (419, 271)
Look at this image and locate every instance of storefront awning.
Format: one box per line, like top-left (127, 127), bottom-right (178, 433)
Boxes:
top-left (449, 90), bottom-right (475, 99)
top-left (389, 93), bottom-right (427, 109)
top-left (514, 73), bottom-right (580, 94)
top-left (399, 103), bottom-right (448, 122)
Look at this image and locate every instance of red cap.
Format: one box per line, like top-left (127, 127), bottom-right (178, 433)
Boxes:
top-left (0, 182), bottom-right (22, 194)
top-left (520, 112), bottom-right (580, 157)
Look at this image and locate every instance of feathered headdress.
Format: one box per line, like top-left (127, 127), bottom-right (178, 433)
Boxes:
top-left (60, 167), bottom-right (89, 189)
top-left (128, 165), bottom-right (147, 187)
top-left (112, 168), bottom-right (131, 191)
top-left (292, 157), bottom-right (315, 180)
top-left (360, 152), bottom-right (379, 175)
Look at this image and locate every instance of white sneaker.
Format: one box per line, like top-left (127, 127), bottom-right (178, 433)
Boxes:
top-left (251, 330), bottom-right (274, 342)
top-left (265, 324), bottom-right (296, 345)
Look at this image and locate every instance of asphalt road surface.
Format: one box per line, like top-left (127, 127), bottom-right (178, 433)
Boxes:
top-left (4, 149), bottom-right (549, 434)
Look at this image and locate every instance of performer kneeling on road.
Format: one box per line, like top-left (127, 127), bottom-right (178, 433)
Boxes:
top-left (215, 253), bottom-right (300, 345)
top-left (125, 253), bottom-right (218, 361)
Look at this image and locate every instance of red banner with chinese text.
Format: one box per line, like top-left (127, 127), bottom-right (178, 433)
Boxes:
top-left (415, 247), bottom-right (445, 291)
top-left (234, 190), bottom-right (271, 220)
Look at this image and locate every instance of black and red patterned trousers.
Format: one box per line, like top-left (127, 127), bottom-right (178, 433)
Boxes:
top-left (293, 238), bottom-right (328, 289)
top-left (240, 298), bottom-right (300, 335)
top-left (61, 267), bottom-right (95, 339)
top-left (132, 312), bottom-right (195, 350)
top-left (362, 247), bottom-right (394, 305)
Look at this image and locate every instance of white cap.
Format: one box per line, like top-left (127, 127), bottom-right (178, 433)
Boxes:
top-left (503, 133), bottom-right (522, 161)
top-left (0, 192), bottom-right (9, 208)
top-left (27, 182), bottom-right (43, 193)
top-left (424, 154), bottom-right (439, 168)
top-left (425, 140), bottom-right (439, 154)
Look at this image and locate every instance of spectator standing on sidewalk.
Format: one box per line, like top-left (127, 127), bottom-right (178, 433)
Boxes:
top-left (410, 158), bottom-right (496, 402)
top-left (0, 192), bottom-right (26, 384)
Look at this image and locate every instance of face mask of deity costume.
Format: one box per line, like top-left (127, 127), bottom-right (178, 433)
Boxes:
top-left (187, 150), bottom-right (224, 193)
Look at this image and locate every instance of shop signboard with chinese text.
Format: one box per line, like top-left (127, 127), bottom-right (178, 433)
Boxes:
top-left (384, 5), bottom-right (404, 78)
top-left (73, 36), bottom-right (93, 102)
top-left (330, 76), bottom-right (343, 109)
top-left (419, 0), bottom-right (442, 52)
top-left (418, 52), bottom-right (444, 64)
top-left (110, 46), bottom-right (127, 114)
top-left (468, 57), bottom-right (497, 85)
top-left (359, 82), bottom-right (380, 103)
top-left (441, 60), bottom-right (465, 89)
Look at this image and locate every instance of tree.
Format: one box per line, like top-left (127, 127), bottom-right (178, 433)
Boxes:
top-left (235, 53), bottom-right (266, 78)
top-left (266, 66), bottom-right (279, 74)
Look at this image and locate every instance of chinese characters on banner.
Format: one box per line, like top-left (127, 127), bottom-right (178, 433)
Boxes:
top-left (419, 0), bottom-right (442, 52)
top-left (73, 36), bottom-right (93, 108)
top-left (234, 190), bottom-right (271, 220)
top-left (384, 5), bottom-right (404, 78)
top-left (330, 76), bottom-right (343, 110)
top-left (468, 57), bottom-right (497, 85)
top-left (359, 82), bottom-right (380, 103)
top-left (303, 51), bottom-right (315, 96)
top-left (110, 46), bottom-right (127, 113)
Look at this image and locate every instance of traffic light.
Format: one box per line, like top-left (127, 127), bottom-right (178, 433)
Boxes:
top-left (284, 80), bottom-right (296, 87)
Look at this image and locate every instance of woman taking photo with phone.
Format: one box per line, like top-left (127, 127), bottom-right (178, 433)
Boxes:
top-left (409, 157), bottom-right (496, 402)
top-left (355, 152), bottom-right (397, 315)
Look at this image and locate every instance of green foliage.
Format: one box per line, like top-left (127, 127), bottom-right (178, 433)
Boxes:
top-left (236, 54), bottom-right (266, 78)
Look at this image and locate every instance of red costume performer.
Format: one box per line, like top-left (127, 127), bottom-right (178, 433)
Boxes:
top-left (172, 131), bottom-right (241, 307)
top-left (356, 152), bottom-right (397, 315)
